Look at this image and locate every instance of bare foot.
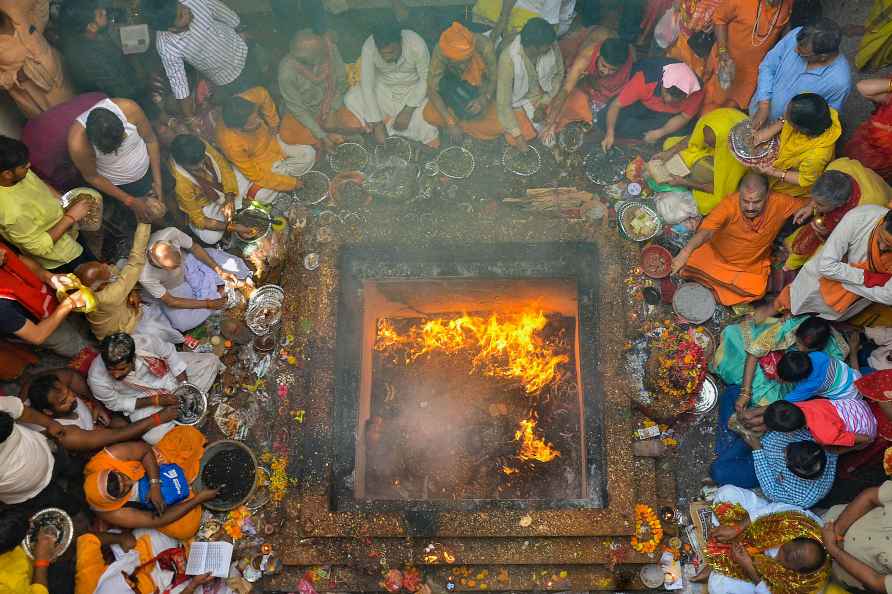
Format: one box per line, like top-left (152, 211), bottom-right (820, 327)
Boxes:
top-left (690, 567), bottom-right (712, 583)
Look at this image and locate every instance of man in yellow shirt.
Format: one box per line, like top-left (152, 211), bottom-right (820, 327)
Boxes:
top-left (216, 86), bottom-right (316, 205)
top-left (0, 495), bottom-right (59, 594)
top-left (0, 136), bottom-right (95, 273)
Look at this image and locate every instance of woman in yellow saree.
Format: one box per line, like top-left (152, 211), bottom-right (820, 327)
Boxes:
top-left (856, 0), bottom-right (892, 71)
top-left (752, 93), bottom-right (841, 197)
top-left (654, 107), bottom-right (748, 214)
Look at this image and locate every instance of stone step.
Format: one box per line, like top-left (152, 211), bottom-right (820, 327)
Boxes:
top-left (275, 536), bottom-right (656, 566)
top-left (262, 564), bottom-right (654, 592)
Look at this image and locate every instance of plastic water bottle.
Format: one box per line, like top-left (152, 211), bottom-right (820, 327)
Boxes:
top-left (718, 59), bottom-right (735, 90)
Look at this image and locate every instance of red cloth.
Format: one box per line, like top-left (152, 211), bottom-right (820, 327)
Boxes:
top-left (844, 99), bottom-right (892, 182)
top-left (617, 70), bottom-right (705, 118)
top-left (0, 242), bottom-right (57, 320)
top-left (855, 370), bottom-right (892, 403)
top-left (865, 271), bottom-right (892, 288)
top-left (796, 399), bottom-right (856, 447)
top-left (758, 351), bottom-right (784, 380)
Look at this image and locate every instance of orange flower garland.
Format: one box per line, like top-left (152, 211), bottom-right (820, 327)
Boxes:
top-left (631, 503), bottom-right (664, 554)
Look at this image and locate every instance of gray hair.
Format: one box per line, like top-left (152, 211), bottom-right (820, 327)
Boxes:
top-left (99, 332), bottom-right (135, 367)
top-left (812, 171), bottom-right (853, 208)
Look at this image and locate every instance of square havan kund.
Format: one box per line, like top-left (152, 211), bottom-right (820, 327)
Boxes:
top-left (331, 243), bottom-right (606, 512)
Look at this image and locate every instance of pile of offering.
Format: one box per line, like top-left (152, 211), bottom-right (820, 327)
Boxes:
top-left (173, 383), bottom-right (206, 426)
top-left (60, 188), bottom-right (103, 231)
top-left (619, 204), bottom-right (661, 241)
top-left (584, 147), bottom-right (628, 185)
top-left (729, 119), bottom-right (779, 167)
top-left (234, 208), bottom-right (270, 242)
top-left (503, 144), bottom-right (541, 176)
top-left (425, 146), bottom-right (475, 179)
top-left (23, 508), bottom-right (73, 559)
top-left (643, 323), bottom-right (708, 418)
top-left (329, 142), bottom-right (370, 172)
top-left (375, 136), bottom-right (413, 163)
top-left (296, 171), bottom-right (331, 206)
top-left (245, 284), bottom-right (285, 336)
top-left (199, 440), bottom-right (258, 511)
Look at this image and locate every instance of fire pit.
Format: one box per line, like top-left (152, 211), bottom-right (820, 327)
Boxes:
top-left (331, 242), bottom-right (605, 512)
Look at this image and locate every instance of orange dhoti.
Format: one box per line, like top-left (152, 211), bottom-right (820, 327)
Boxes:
top-left (422, 102), bottom-right (536, 142)
top-left (83, 426), bottom-right (206, 541)
top-left (279, 106), bottom-right (363, 147)
top-left (681, 242), bottom-right (769, 306)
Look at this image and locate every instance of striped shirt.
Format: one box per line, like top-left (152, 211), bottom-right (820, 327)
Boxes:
top-left (785, 351), bottom-right (860, 402)
top-left (155, 0), bottom-right (247, 100)
top-left (753, 428), bottom-right (837, 509)
top-left (797, 398), bottom-right (878, 447)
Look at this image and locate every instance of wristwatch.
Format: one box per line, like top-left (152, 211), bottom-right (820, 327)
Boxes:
top-left (150, 478), bottom-right (162, 485)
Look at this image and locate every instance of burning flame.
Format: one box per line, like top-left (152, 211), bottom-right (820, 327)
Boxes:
top-left (514, 413), bottom-right (561, 463)
top-left (375, 310), bottom-right (568, 394)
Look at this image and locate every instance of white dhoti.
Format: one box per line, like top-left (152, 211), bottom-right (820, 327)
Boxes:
top-left (134, 301), bottom-right (185, 344)
top-left (133, 351), bottom-right (223, 444)
top-left (345, 85), bottom-right (438, 144)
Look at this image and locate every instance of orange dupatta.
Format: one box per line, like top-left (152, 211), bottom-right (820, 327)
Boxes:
top-left (818, 221), bottom-right (892, 314)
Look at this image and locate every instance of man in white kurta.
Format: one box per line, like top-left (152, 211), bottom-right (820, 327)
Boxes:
top-left (344, 27), bottom-right (439, 145)
top-left (87, 333), bottom-right (221, 444)
top-left (787, 205), bottom-right (892, 320)
top-left (705, 486), bottom-right (825, 594)
top-left (0, 396), bottom-right (54, 505)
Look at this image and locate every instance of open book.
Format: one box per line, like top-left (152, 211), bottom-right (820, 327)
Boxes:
top-left (186, 541), bottom-right (233, 579)
top-left (647, 154), bottom-right (691, 184)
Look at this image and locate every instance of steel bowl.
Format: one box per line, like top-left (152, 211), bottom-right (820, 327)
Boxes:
top-left (23, 508), bottom-right (73, 560)
top-left (59, 187), bottom-right (103, 232)
top-left (617, 202), bottom-right (662, 242)
top-left (246, 285), bottom-right (285, 336)
top-left (173, 382), bottom-right (207, 426)
top-left (693, 375), bottom-right (719, 415)
top-left (729, 119), bottom-right (779, 166)
top-left (502, 144), bottom-right (541, 176)
top-left (295, 171), bottom-right (331, 206)
top-left (235, 207), bottom-right (272, 242)
top-left (329, 142), bottom-right (370, 172)
top-left (673, 282), bottom-right (717, 324)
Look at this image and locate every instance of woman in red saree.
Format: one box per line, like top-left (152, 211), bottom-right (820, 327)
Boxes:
top-left (844, 78), bottom-right (892, 182)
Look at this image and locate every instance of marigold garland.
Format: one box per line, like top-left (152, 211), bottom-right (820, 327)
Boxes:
top-left (631, 503), bottom-right (663, 554)
top-left (650, 324), bottom-right (707, 405)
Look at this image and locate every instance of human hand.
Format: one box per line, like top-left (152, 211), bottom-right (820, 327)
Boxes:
top-left (206, 296), bottom-right (229, 310)
top-left (149, 483), bottom-right (166, 514)
top-left (512, 135), bottom-right (529, 153)
top-left (153, 391), bottom-right (179, 407)
top-left (159, 405), bottom-right (179, 423)
top-left (822, 520), bottom-right (840, 551)
top-left (151, 179), bottom-right (164, 204)
top-left (466, 98), bottom-right (484, 115)
top-left (128, 197), bottom-right (154, 223)
top-left (48, 274), bottom-right (76, 292)
top-left (668, 174), bottom-right (688, 187)
top-left (735, 391), bottom-right (751, 413)
top-left (751, 102), bottom-right (770, 131)
top-left (183, 572), bottom-right (215, 593)
top-left (652, 150), bottom-right (674, 163)
top-left (33, 528), bottom-right (58, 562)
top-left (447, 124), bottom-right (464, 143)
top-left (44, 420), bottom-right (66, 442)
top-left (197, 487), bottom-right (221, 502)
top-left (539, 123), bottom-right (557, 147)
top-left (670, 250), bottom-right (689, 275)
top-left (601, 133), bottom-right (615, 153)
top-left (643, 130), bottom-right (663, 144)
top-left (65, 199), bottom-right (92, 222)
top-left (64, 289), bottom-right (88, 310)
top-left (118, 531), bottom-right (137, 551)
top-left (753, 162), bottom-right (778, 177)
top-left (711, 524), bottom-right (741, 543)
top-left (393, 107), bottom-right (414, 131)
top-left (847, 330), bottom-right (862, 350)
top-left (730, 542), bottom-right (752, 567)
top-left (214, 268), bottom-right (238, 284)
top-left (373, 123), bottom-right (388, 145)
top-left (93, 407), bottom-right (111, 426)
top-left (232, 224), bottom-right (256, 238)
top-left (793, 204), bottom-right (813, 225)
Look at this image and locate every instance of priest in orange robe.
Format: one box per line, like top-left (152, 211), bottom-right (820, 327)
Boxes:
top-left (671, 172), bottom-right (809, 306)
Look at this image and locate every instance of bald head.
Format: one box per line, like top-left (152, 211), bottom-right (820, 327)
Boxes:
top-left (290, 28), bottom-right (324, 64)
top-left (75, 261), bottom-right (113, 292)
top-left (148, 240), bottom-right (182, 270)
top-left (738, 172), bottom-right (770, 219)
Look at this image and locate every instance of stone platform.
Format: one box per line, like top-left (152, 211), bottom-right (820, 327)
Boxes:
top-left (266, 202), bottom-right (677, 592)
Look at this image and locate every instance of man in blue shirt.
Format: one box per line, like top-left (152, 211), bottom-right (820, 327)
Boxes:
top-left (712, 389), bottom-right (838, 508)
top-left (750, 18), bottom-right (851, 129)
